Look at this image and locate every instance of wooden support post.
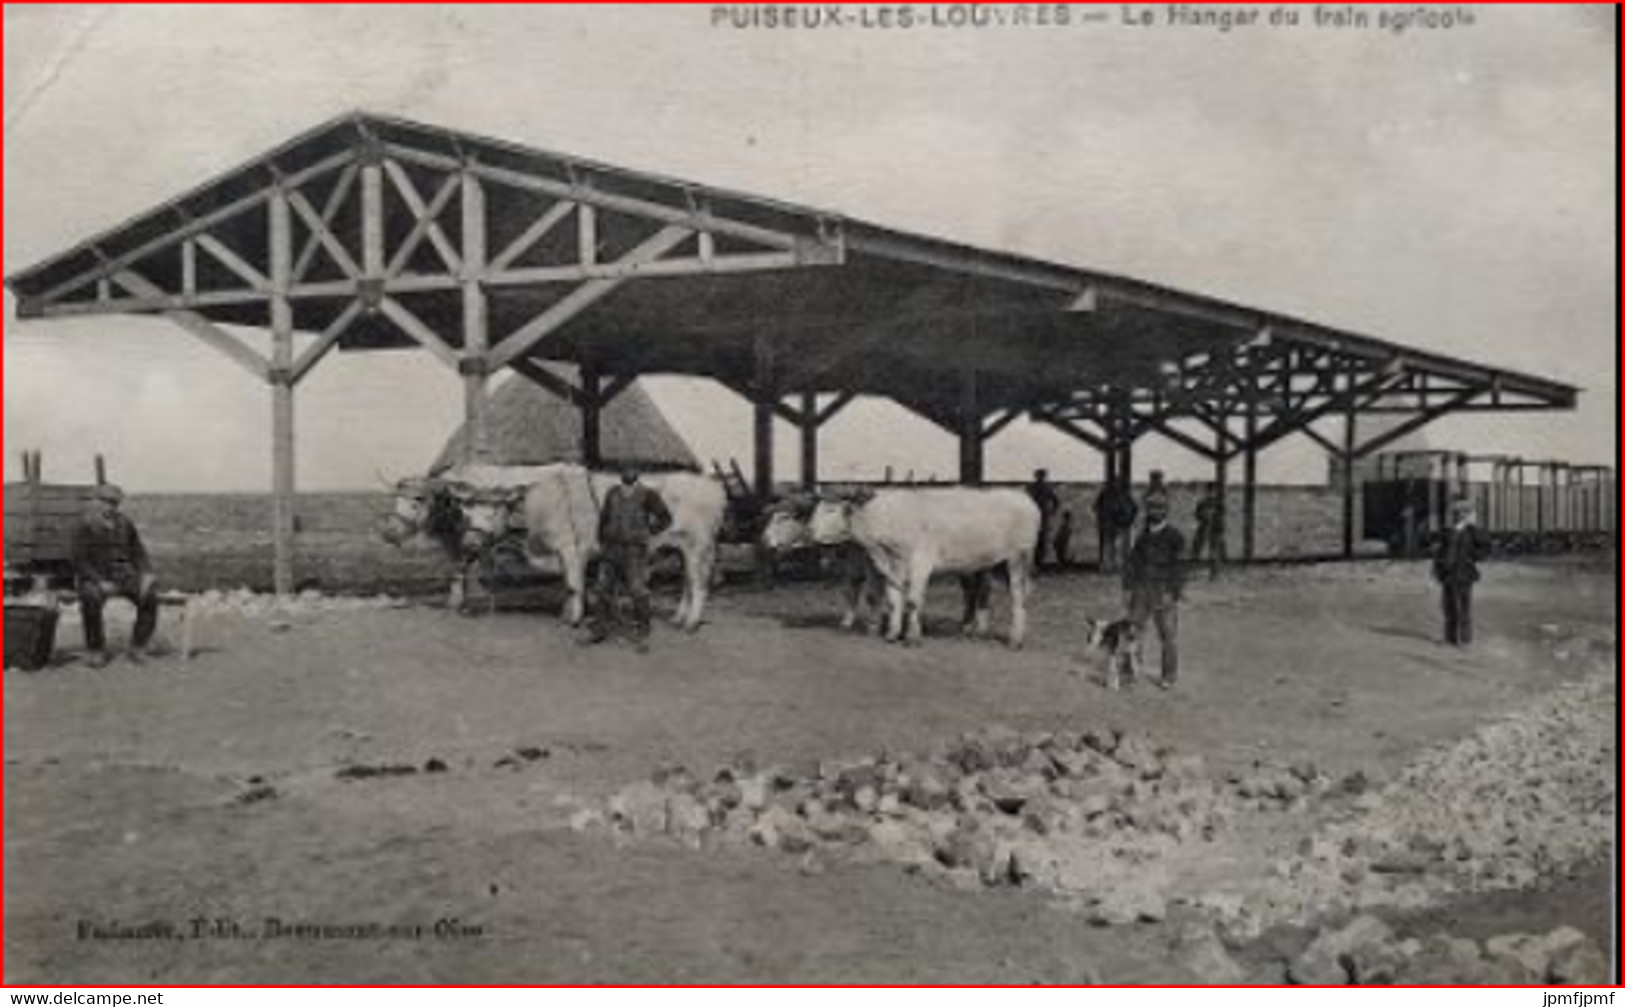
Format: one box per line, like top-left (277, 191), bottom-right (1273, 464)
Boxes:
top-left (269, 188), bottom-right (297, 598)
top-left (462, 170), bottom-right (491, 465)
top-left (753, 335), bottom-right (776, 499)
top-left (1535, 464), bottom-right (1546, 534)
top-left (1342, 407), bottom-right (1358, 559)
top-left (95, 455), bottom-right (107, 487)
top-left (362, 150), bottom-right (386, 280)
top-left (800, 392), bottom-right (820, 490)
top-left (582, 366), bottom-right (604, 470)
top-left (1243, 399), bottom-right (1259, 562)
top-left (958, 369), bottom-right (984, 486)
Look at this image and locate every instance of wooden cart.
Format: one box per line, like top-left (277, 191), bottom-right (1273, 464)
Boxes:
top-left (4, 454), bottom-right (196, 665)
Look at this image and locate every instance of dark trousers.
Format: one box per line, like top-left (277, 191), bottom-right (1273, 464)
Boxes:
top-left (1129, 591), bottom-right (1180, 683)
top-left (1192, 523), bottom-right (1227, 578)
top-left (1035, 519), bottom-right (1053, 569)
top-left (1099, 527), bottom-right (1120, 573)
top-left (1442, 581), bottom-right (1475, 646)
top-left (79, 576), bottom-right (160, 653)
top-left (590, 545), bottom-right (652, 639)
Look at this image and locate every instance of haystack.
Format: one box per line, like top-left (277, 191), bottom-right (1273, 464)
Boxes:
top-left (432, 364), bottom-right (699, 475)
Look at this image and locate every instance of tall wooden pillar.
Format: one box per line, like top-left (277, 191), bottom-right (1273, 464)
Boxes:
top-left (753, 335), bottom-right (776, 499)
top-left (269, 188), bottom-right (298, 597)
top-left (958, 369), bottom-right (984, 486)
top-left (800, 392), bottom-right (820, 490)
top-left (461, 171), bottom-right (491, 464)
top-left (581, 366), bottom-right (604, 469)
top-left (1243, 398), bottom-right (1259, 562)
top-left (1342, 409), bottom-right (1358, 559)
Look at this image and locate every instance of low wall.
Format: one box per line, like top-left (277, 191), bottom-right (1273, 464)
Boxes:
top-left (2, 483), bottom-right (1369, 594)
top-left (116, 493), bottom-right (447, 595)
top-left (158, 483), bottom-right (1361, 590)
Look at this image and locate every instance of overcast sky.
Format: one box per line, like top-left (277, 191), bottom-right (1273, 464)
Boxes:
top-left (4, 4), bottom-right (1615, 491)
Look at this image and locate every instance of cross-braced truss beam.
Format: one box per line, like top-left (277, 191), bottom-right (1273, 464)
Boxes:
top-left (16, 134), bottom-right (847, 385)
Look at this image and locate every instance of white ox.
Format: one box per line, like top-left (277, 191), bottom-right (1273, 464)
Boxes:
top-left (808, 488), bottom-right (1039, 648)
top-left (762, 510), bottom-right (888, 633)
top-left (456, 464), bottom-right (727, 632)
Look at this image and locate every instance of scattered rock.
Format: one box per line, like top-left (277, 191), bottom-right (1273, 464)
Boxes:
top-left (1547, 938), bottom-right (1610, 985)
top-left (665, 793), bottom-right (713, 846)
top-left (1290, 915), bottom-right (1394, 986)
top-left (237, 785), bottom-right (278, 805)
top-left (336, 764), bottom-right (419, 781)
top-left (608, 781), bottom-right (669, 836)
top-left (1169, 921), bottom-right (1248, 985)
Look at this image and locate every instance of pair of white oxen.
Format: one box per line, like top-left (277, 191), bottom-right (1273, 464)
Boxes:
top-left (385, 464), bottom-right (1041, 648)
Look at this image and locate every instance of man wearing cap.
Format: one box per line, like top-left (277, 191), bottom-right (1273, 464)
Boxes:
top-left (1124, 493), bottom-right (1187, 689)
top-left (1027, 469), bottom-right (1062, 571)
top-left (71, 485), bottom-right (161, 667)
top-left (1433, 497), bottom-right (1490, 647)
top-left (584, 467), bottom-right (673, 652)
top-left (1142, 470), bottom-right (1171, 525)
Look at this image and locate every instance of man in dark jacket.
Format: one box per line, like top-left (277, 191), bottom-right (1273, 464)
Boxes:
top-left (585, 467), bottom-right (674, 651)
top-left (1142, 470), bottom-right (1171, 520)
top-left (71, 485), bottom-right (160, 667)
top-left (1433, 498), bottom-right (1490, 647)
top-left (1192, 482), bottom-right (1227, 581)
top-left (1124, 494), bottom-right (1186, 689)
top-left (1094, 478), bottom-right (1138, 574)
top-left (1028, 469), bottom-right (1062, 571)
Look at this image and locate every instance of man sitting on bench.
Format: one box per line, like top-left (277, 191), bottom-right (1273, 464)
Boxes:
top-left (72, 485), bottom-right (161, 667)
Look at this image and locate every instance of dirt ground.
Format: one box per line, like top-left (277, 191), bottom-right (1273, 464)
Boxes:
top-left (4, 558), bottom-right (1616, 985)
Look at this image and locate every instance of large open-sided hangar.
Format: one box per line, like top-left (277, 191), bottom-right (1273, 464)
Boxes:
top-left (5, 113), bottom-right (1578, 594)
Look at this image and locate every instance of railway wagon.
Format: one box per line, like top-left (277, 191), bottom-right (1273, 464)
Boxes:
top-left (1362, 450), bottom-right (1616, 557)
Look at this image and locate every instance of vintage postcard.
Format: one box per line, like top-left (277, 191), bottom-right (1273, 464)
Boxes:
top-left (3, 3), bottom-right (1616, 988)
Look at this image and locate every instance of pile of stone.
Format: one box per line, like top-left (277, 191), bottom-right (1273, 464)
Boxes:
top-left (570, 725), bottom-right (1331, 904)
top-left (1286, 915), bottom-right (1610, 986)
top-left (190, 588), bottom-right (408, 619)
top-left (1190, 672), bottom-right (1616, 938)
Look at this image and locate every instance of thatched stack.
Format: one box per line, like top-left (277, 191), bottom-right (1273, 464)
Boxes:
top-left (434, 364), bottom-right (699, 475)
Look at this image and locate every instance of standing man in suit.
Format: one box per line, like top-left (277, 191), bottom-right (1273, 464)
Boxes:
top-left (1433, 497), bottom-right (1490, 647)
top-left (585, 467), bottom-right (674, 652)
top-left (1124, 494), bottom-right (1187, 689)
